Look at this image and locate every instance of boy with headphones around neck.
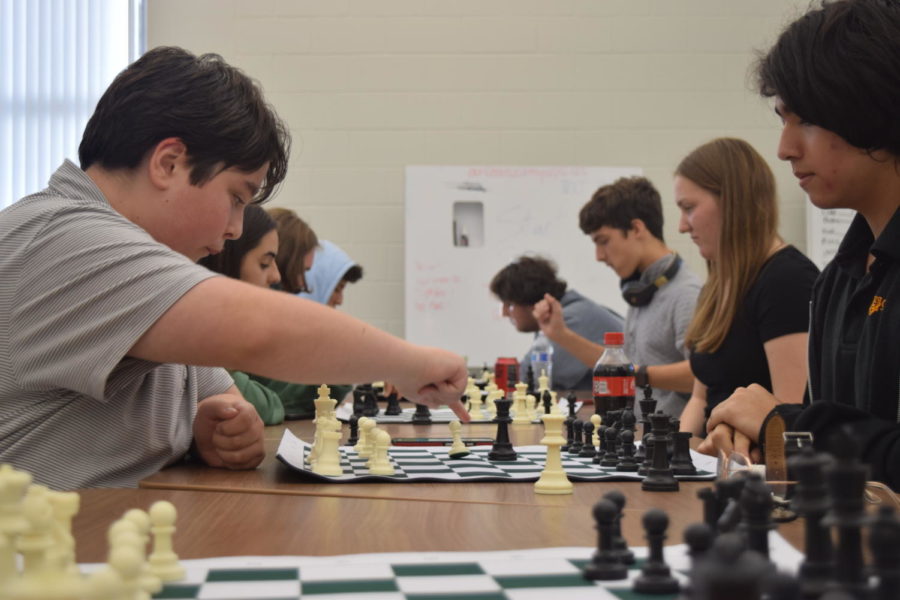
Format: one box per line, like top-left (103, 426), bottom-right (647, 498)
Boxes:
top-left (533, 176), bottom-right (701, 418)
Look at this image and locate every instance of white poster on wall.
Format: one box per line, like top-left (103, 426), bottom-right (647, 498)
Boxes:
top-left (806, 204), bottom-right (855, 270)
top-left (405, 165), bottom-right (641, 367)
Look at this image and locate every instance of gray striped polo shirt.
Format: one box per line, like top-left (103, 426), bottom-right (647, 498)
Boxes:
top-left (0, 160), bottom-right (233, 490)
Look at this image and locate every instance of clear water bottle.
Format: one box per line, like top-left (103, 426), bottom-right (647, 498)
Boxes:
top-left (592, 331), bottom-right (634, 417)
top-left (530, 332), bottom-right (554, 390)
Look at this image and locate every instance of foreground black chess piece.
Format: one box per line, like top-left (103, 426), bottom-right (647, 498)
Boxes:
top-left (641, 412), bottom-right (678, 492)
top-left (691, 533), bottom-right (770, 600)
top-left (583, 499), bottom-right (628, 580)
top-left (822, 433), bottom-right (868, 598)
top-left (680, 522), bottom-right (714, 600)
top-left (602, 490), bottom-right (635, 565)
top-left (632, 509), bottom-right (679, 594)
top-left (488, 398), bottom-right (517, 461)
top-left (789, 446), bottom-right (833, 599)
top-left (383, 391), bottom-right (402, 416)
top-left (345, 414), bottom-right (359, 447)
top-left (670, 431), bottom-right (697, 476)
top-left (411, 403), bottom-right (432, 424)
top-left (869, 505), bottom-right (900, 600)
top-left (738, 472), bottom-right (774, 560)
top-left (764, 571), bottom-right (802, 600)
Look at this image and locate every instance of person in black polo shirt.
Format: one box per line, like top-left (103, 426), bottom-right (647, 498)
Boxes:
top-left (700, 0), bottom-right (900, 489)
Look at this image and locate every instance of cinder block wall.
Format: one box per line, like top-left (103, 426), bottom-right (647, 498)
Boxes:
top-left (148, 0), bottom-right (810, 338)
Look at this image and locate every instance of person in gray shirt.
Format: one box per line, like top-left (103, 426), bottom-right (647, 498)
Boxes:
top-left (0, 46), bottom-right (468, 490)
top-left (534, 176), bottom-right (701, 418)
top-left (490, 256), bottom-right (623, 391)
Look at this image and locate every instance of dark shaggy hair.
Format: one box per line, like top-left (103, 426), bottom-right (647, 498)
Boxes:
top-left (489, 256), bottom-right (567, 306)
top-left (79, 46), bottom-right (290, 203)
top-left (579, 176), bottom-right (665, 241)
top-left (757, 0), bottom-right (900, 156)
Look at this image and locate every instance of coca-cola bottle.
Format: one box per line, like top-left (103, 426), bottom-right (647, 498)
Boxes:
top-left (592, 332), bottom-right (635, 418)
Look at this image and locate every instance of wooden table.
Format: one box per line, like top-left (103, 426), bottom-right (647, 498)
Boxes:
top-left (73, 486), bottom-right (741, 563)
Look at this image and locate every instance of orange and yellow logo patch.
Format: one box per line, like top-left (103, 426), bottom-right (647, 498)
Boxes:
top-left (868, 296), bottom-right (886, 316)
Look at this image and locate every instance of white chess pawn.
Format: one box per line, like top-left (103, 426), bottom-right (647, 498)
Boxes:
top-left (466, 385), bottom-right (484, 419)
top-left (16, 485), bottom-right (55, 576)
top-left (108, 543), bottom-right (145, 600)
top-left (0, 464), bottom-right (33, 584)
top-left (590, 414), bottom-right (602, 447)
top-left (447, 420), bottom-right (470, 459)
top-left (512, 381), bottom-right (531, 424)
top-left (537, 369), bottom-right (550, 394)
top-left (122, 509), bottom-right (162, 596)
top-left (147, 501), bottom-right (184, 582)
top-left (311, 430), bottom-right (343, 477)
top-left (86, 567), bottom-right (127, 600)
top-left (45, 490), bottom-right (80, 576)
top-left (550, 390), bottom-right (561, 414)
top-left (368, 430), bottom-right (395, 476)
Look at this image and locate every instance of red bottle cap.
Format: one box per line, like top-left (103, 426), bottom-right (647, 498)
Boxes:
top-left (603, 332), bottom-right (625, 346)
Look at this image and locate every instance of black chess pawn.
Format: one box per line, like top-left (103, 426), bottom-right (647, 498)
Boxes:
top-left (615, 430), bottom-right (639, 471)
top-left (383, 391), bottom-right (402, 416)
top-left (641, 412), bottom-right (678, 492)
top-left (562, 415), bottom-right (575, 452)
top-left (822, 432), bottom-right (868, 598)
top-left (691, 532), bottom-right (771, 600)
top-left (487, 398), bottom-right (517, 461)
top-left (602, 490), bottom-right (635, 565)
top-left (763, 571), bottom-right (802, 600)
top-left (593, 421), bottom-right (607, 465)
top-left (351, 387), bottom-right (365, 416)
top-left (600, 424), bottom-right (619, 467)
top-left (620, 407), bottom-right (637, 433)
top-left (363, 388), bottom-right (379, 417)
top-left (869, 505), bottom-right (900, 600)
top-left (788, 446), bottom-right (834, 598)
top-left (670, 431), bottom-right (697, 476)
top-left (345, 414), bottom-right (360, 447)
top-left (570, 420), bottom-right (584, 455)
top-left (697, 487), bottom-right (721, 534)
top-left (632, 509), bottom-right (679, 594)
top-left (566, 391), bottom-right (578, 419)
top-left (541, 389), bottom-right (553, 415)
top-left (579, 422), bottom-right (597, 459)
top-left (679, 522), bottom-right (714, 600)
top-left (738, 472), bottom-right (774, 559)
top-left (583, 499), bottom-right (628, 580)
top-left (411, 403), bottom-right (432, 424)
top-left (525, 364), bottom-right (535, 397)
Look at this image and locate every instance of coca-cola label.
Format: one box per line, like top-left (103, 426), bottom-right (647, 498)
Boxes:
top-left (593, 375), bottom-right (635, 396)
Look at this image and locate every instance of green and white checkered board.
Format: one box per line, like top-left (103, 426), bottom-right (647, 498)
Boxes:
top-left (148, 546), bottom-right (685, 600)
top-left (334, 401), bottom-right (581, 425)
top-left (276, 430), bottom-right (717, 484)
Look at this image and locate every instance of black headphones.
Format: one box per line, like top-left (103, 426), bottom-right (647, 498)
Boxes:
top-left (620, 254), bottom-right (681, 307)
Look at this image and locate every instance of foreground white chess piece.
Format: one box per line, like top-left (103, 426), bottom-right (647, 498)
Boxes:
top-left (148, 501), bottom-right (184, 582)
top-left (447, 420), bottom-right (471, 458)
top-left (368, 430), bottom-right (395, 476)
top-left (534, 412), bottom-right (573, 495)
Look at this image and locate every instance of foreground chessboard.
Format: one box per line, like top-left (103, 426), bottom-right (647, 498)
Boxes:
top-left (97, 540), bottom-right (800, 599)
top-left (334, 401), bottom-right (583, 424)
top-left (276, 430), bottom-right (717, 483)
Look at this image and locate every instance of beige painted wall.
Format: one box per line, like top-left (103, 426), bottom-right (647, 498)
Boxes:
top-left (148, 0), bottom-right (810, 338)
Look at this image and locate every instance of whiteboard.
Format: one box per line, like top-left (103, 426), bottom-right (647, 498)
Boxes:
top-left (805, 204), bottom-right (855, 270)
top-left (405, 165), bottom-right (641, 366)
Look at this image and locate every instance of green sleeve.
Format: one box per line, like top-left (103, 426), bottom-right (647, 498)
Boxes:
top-left (249, 376), bottom-right (354, 420)
top-left (229, 370), bottom-right (285, 426)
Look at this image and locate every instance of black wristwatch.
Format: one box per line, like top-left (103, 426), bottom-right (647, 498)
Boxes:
top-left (635, 364), bottom-right (649, 388)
